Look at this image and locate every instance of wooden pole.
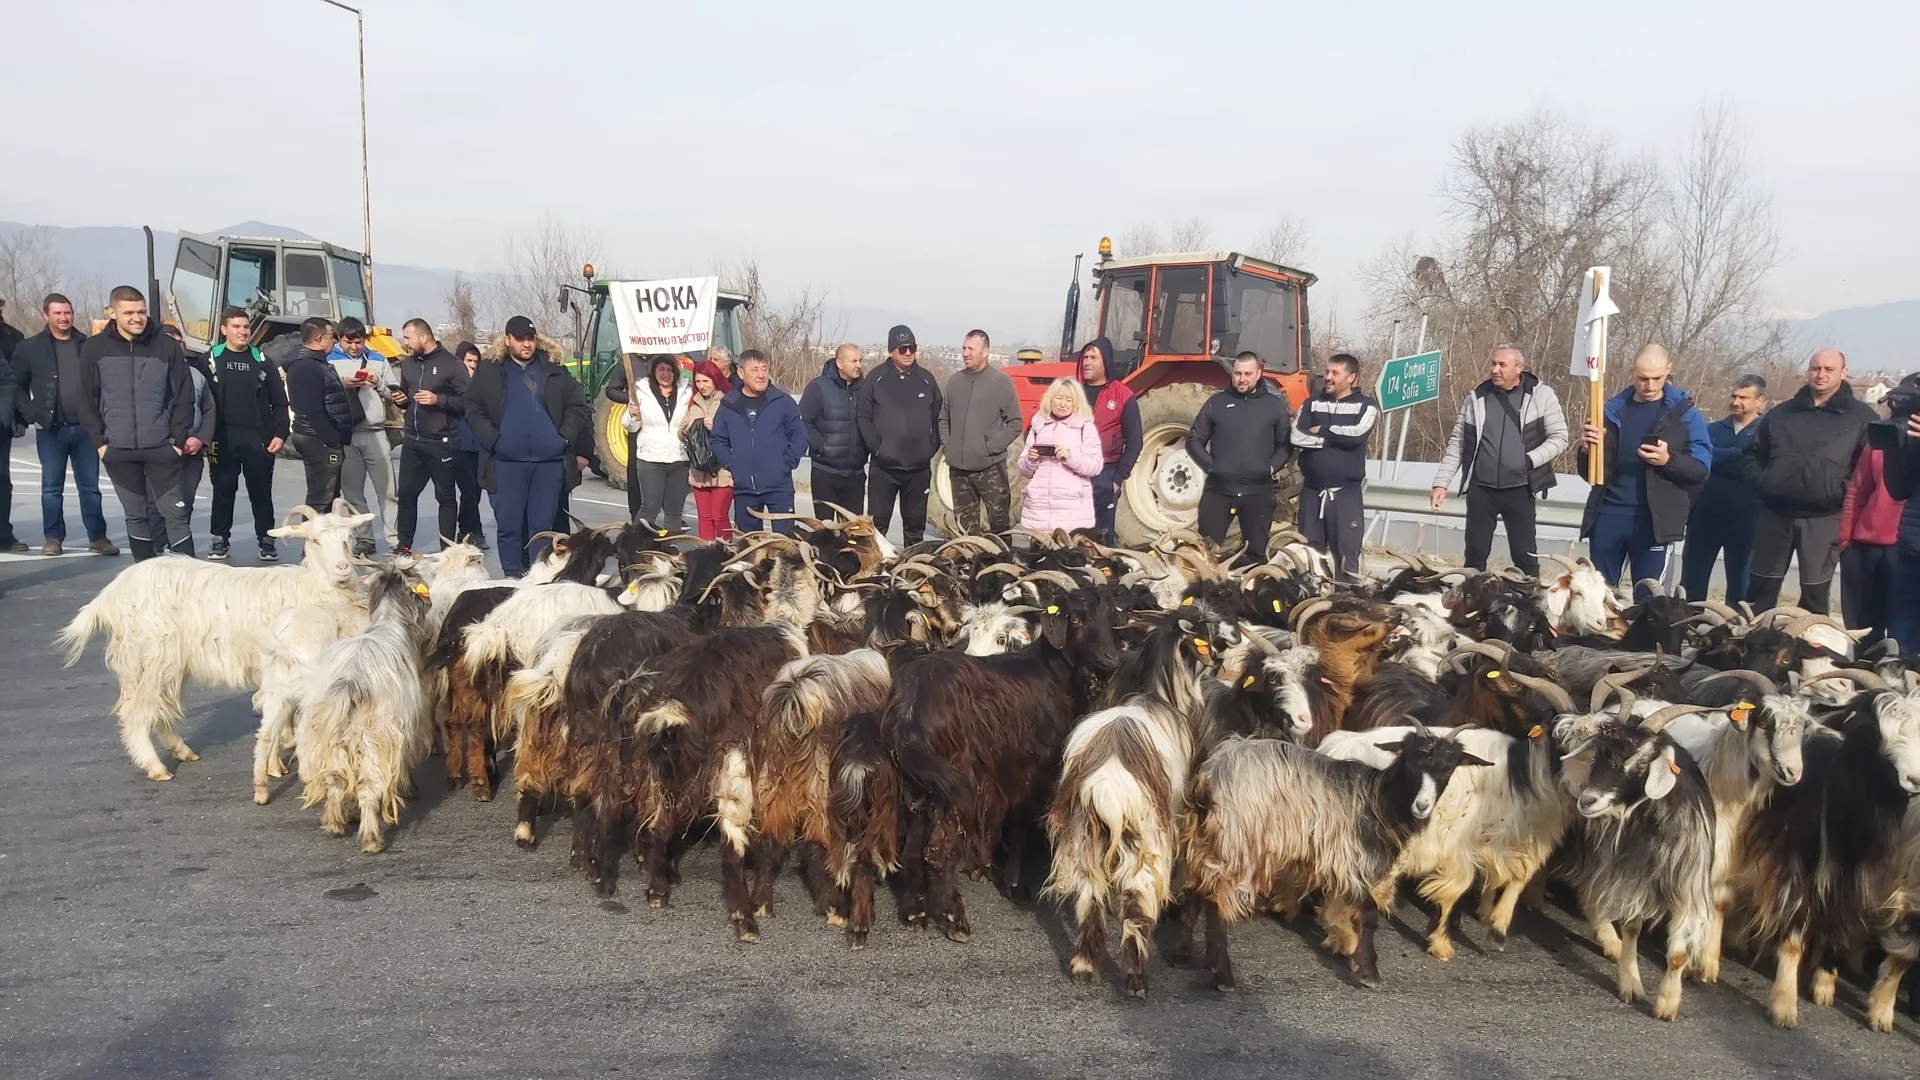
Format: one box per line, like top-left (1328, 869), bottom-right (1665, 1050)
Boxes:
top-left (1587, 317), bottom-right (1607, 486)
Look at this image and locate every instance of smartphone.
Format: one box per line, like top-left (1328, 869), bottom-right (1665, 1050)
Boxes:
top-left (1639, 432), bottom-right (1662, 447)
top-left (1035, 445), bottom-right (1058, 457)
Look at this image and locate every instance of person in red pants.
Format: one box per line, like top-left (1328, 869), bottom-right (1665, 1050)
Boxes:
top-left (681, 359), bottom-right (733, 540)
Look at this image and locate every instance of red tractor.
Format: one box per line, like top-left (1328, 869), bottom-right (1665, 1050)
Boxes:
top-left (929, 239), bottom-right (1315, 544)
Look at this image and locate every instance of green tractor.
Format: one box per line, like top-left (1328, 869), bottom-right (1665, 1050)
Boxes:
top-left (559, 269), bottom-right (750, 490)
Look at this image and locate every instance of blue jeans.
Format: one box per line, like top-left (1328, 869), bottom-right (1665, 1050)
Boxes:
top-left (491, 459), bottom-right (564, 578)
top-left (1680, 506), bottom-right (1756, 605)
top-left (733, 489), bottom-right (795, 536)
top-left (37, 424), bottom-right (110, 542)
top-left (1889, 548), bottom-right (1920, 651)
top-left (1589, 507), bottom-right (1667, 604)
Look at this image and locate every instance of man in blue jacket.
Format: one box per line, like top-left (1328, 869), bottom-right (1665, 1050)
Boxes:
top-left (711, 349), bottom-right (806, 536)
top-left (1575, 345), bottom-right (1712, 603)
top-left (800, 344), bottom-right (867, 514)
top-left (1679, 375), bottom-right (1765, 604)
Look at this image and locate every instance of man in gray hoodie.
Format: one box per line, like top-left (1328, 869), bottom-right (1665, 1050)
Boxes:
top-left (938, 329), bottom-right (1024, 535)
top-left (79, 286), bottom-right (196, 560)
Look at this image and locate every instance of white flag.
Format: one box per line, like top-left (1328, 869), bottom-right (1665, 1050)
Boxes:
top-left (1569, 266), bottom-right (1619, 382)
top-left (607, 277), bottom-right (720, 355)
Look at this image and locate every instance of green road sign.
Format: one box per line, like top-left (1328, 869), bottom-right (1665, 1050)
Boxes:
top-left (1376, 349), bottom-right (1442, 411)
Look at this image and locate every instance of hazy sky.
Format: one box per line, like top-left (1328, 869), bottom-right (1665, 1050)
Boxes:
top-left (5, 1), bottom-right (1916, 341)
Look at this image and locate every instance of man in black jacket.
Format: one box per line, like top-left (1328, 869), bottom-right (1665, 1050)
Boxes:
top-left (1290, 353), bottom-right (1378, 580)
top-left (10, 293), bottom-right (117, 555)
top-left (206, 307), bottom-right (289, 561)
top-left (465, 317), bottom-right (591, 577)
top-left (801, 343), bottom-right (867, 514)
top-left (78, 286), bottom-right (196, 560)
top-left (1187, 352), bottom-right (1293, 562)
top-left (388, 319), bottom-right (469, 555)
top-left (0, 318), bottom-right (21, 554)
top-left (283, 317), bottom-right (359, 511)
top-left (856, 325), bottom-right (942, 543)
top-left (1743, 348), bottom-right (1877, 614)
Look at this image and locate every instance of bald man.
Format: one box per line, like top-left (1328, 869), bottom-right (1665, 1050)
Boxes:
top-left (800, 342), bottom-right (869, 515)
top-left (1576, 344), bottom-right (1712, 602)
top-left (1743, 347), bottom-right (1878, 614)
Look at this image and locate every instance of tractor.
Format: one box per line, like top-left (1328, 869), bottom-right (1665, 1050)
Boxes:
top-left (928, 239), bottom-right (1315, 544)
top-left (166, 231), bottom-right (401, 365)
top-left (557, 269), bottom-right (751, 490)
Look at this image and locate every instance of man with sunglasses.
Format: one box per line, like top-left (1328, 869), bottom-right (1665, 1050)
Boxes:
top-left (855, 324), bottom-right (942, 544)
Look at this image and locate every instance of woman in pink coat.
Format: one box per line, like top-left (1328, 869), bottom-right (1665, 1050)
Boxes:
top-left (1017, 378), bottom-right (1104, 532)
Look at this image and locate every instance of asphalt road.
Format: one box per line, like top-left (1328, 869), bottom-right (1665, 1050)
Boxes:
top-left (1, 454), bottom-right (1909, 1079)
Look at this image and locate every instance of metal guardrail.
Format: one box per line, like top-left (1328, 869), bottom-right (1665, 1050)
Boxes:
top-left (1365, 481), bottom-right (1588, 530)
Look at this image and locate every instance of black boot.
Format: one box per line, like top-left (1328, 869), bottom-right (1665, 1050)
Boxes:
top-left (1799, 579), bottom-right (1832, 616)
top-left (129, 537), bottom-right (156, 562)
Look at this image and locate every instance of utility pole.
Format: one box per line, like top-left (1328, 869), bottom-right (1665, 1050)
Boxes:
top-left (317, 0), bottom-right (372, 314)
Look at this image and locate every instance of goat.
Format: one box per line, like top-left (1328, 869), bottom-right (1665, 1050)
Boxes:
top-left (1042, 612), bottom-right (1244, 996)
top-left (1735, 685), bottom-right (1920, 1029)
top-left (1538, 553), bottom-right (1620, 637)
top-left (428, 585), bottom-right (517, 799)
top-left (252, 601), bottom-right (370, 804)
top-left (294, 566), bottom-right (435, 853)
top-left (500, 616), bottom-right (606, 847)
top-left (1178, 729), bottom-right (1491, 990)
top-left (58, 503), bottom-right (370, 780)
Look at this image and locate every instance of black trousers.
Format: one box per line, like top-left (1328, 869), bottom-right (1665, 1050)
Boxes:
top-left (0, 429), bottom-right (15, 547)
top-left (1463, 484), bottom-right (1539, 576)
top-left (1839, 543), bottom-right (1898, 638)
top-left (396, 436), bottom-right (460, 549)
top-left (453, 449), bottom-right (484, 542)
top-left (810, 468), bottom-right (867, 518)
top-left (1197, 485), bottom-right (1276, 561)
top-left (209, 429), bottom-right (277, 540)
top-left (869, 464), bottom-right (931, 544)
top-left (949, 464), bottom-right (1012, 536)
top-left (1299, 484), bottom-right (1364, 581)
top-left (290, 433), bottom-right (344, 511)
top-left (1747, 509), bottom-right (1840, 615)
top-left (103, 445), bottom-right (193, 559)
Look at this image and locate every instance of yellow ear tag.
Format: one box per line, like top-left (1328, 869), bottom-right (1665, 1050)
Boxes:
top-left (1527, 725), bottom-right (1544, 740)
top-left (1181, 596), bottom-right (1194, 606)
top-left (1463, 610), bottom-right (1479, 618)
top-left (1046, 605), bottom-right (1059, 615)
top-left (1193, 637), bottom-right (1211, 656)
top-left (411, 583), bottom-right (431, 598)
top-left (1272, 599), bottom-right (1282, 613)
top-left (1486, 670), bottom-right (1502, 679)
top-left (1101, 566), bottom-right (1112, 578)
top-left (1242, 674), bottom-right (1256, 688)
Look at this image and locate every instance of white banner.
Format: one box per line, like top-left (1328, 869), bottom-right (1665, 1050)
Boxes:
top-left (607, 276), bottom-right (720, 355)
top-left (1569, 266), bottom-right (1619, 381)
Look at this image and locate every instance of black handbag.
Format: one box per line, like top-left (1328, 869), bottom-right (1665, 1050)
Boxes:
top-left (683, 419), bottom-right (721, 474)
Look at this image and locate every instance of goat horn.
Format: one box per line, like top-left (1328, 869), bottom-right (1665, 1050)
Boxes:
top-left (1017, 569), bottom-right (1084, 595)
top-left (1270, 527), bottom-right (1308, 547)
top-left (1782, 613), bottom-right (1865, 641)
top-left (1241, 564), bottom-right (1290, 588)
top-left (1639, 704), bottom-right (1699, 734)
top-left (731, 536), bottom-right (800, 564)
top-left (936, 536), bottom-right (1003, 558)
top-left (890, 562), bottom-right (943, 579)
top-left (1289, 597), bottom-right (1334, 636)
top-left (1538, 553), bottom-right (1581, 577)
top-left (1442, 641), bottom-right (1512, 671)
top-left (1805, 668), bottom-right (1888, 692)
top-left (816, 500), bottom-right (863, 523)
top-left (1590, 666), bottom-right (1655, 714)
top-left (977, 561), bottom-right (1027, 579)
top-left (1011, 527), bottom-right (1063, 549)
top-left (1633, 577), bottom-right (1666, 598)
top-left (1002, 605), bottom-right (1043, 617)
top-left (1068, 564), bottom-right (1107, 586)
top-left (1750, 605), bottom-right (1811, 629)
top-left (527, 530), bottom-right (567, 550)
top-left (1694, 599), bottom-right (1743, 624)
top-left (279, 504), bottom-right (321, 528)
top-left (1699, 669), bottom-right (1780, 697)
top-left (1502, 670), bottom-right (1576, 715)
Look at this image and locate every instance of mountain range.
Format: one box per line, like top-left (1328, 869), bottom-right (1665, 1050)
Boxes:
top-left (2, 220), bottom-right (1910, 363)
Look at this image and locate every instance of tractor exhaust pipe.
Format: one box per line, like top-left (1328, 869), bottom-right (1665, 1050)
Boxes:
top-left (1058, 252), bottom-right (1082, 362)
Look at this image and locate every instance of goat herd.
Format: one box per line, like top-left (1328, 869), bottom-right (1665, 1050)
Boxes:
top-left (54, 501), bottom-right (1920, 1034)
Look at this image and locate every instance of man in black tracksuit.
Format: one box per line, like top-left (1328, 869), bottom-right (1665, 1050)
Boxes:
top-left (1742, 347), bottom-right (1877, 614)
top-left (78, 286), bottom-right (196, 560)
top-left (1186, 351), bottom-right (1293, 561)
top-left (1290, 353), bottom-right (1379, 580)
top-left (801, 343), bottom-right (867, 514)
top-left (206, 306), bottom-right (289, 561)
top-left (389, 319), bottom-right (469, 554)
top-left (282, 318), bottom-right (360, 510)
top-left (855, 324), bottom-right (942, 543)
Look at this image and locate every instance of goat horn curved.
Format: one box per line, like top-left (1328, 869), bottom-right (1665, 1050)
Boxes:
top-left (1805, 668), bottom-right (1888, 692)
top-left (1002, 605), bottom-right (1043, 617)
top-left (1270, 527), bottom-right (1308, 547)
top-left (1442, 641), bottom-right (1512, 671)
top-left (890, 562), bottom-right (943, 579)
top-left (1639, 704), bottom-right (1699, 734)
top-left (1782, 613), bottom-right (1863, 641)
top-left (279, 504), bottom-right (321, 528)
top-left (1017, 569), bottom-right (1085, 595)
top-left (1068, 564), bottom-right (1107, 586)
top-left (1538, 553), bottom-right (1581, 577)
top-left (1693, 599), bottom-right (1743, 624)
top-left (1590, 666), bottom-right (1655, 714)
top-left (567, 512), bottom-right (590, 531)
top-left (1289, 597), bottom-right (1334, 636)
top-left (1634, 577), bottom-right (1666, 598)
top-left (1750, 605), bottom-right (1811, 628)
top-left (698, 568), bottom-right (744, 603)
top-left (526, 530), bottom-right (568, 550)
top-left (731, 536), bottom-right (800, 564)
top-left (1241, 564), bottom-right (1290, 588)
top-left (1011, 527), bottom-right (1064, 549)
top-left (976, 561), bottom-right (1027, 579)
top-left (816, 501), bottom-right (864, 523)
top-left (1502, 670), bottom-right (1576, 715)
top-left (1699, 668), bottom-right (1779, 697)
top-left (936, 536), bottom-right (1003, 558)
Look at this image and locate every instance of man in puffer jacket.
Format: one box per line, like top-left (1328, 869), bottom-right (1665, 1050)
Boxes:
top-left (801, 344), bottom-right (867, 514)
top-left (77, 286), bottom-right (196, 560)
top-left (283, 317), bottom-right (361, 510)
top-left (711, 350), bottom-right (807, 536)
top-left (1076, 336), bottom-right (1141, 545)
top-left (1742, 347), bottom-right (1877, 614)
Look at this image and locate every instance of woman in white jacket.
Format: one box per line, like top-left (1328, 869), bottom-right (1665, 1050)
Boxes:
top-left (616, 354), bottom-right (692, 531)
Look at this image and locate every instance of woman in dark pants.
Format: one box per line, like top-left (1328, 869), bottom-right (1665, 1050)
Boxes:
top-left (1837, 442), bottom-right (1903, 642)
top-left (451, 341), bottom-right (487, 548)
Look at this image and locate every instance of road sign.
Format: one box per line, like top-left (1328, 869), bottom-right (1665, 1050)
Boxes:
top-left (1376, 349), bottom-right (1442, 412)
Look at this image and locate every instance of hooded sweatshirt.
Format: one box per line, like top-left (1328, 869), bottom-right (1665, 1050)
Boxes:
top-left (939, 360), bottom-right (1023, 471)
top-left (1077, 337), bottom-right (1142, 478)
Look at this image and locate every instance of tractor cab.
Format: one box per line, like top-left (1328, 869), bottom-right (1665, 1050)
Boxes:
top-left (167, 233), bottom-right (398, 363)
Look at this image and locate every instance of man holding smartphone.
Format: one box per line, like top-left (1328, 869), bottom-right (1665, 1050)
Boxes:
top-left (328, 317), bottom-right (399, 556)
top-left (1575, 344), bottom-right (1712, 602)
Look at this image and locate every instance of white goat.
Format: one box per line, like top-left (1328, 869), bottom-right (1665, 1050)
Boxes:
top-left (57, 503), bottom-right (371, 781)
top-left (955, 602), bottom-right (1035, 656)
top-left (296, 567), bottom-right (437, 853)
top-left (1540, 554), bottom-right (1619, 636)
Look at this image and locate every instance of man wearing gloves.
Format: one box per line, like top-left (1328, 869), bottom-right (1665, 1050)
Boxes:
top-left (856, 324), bottom-right (942, 544)
top-left (1185, 351), bottom-right (1293, 562)
top-left (1291, 353), bottom-right (1379, 581)
top-left (1076, 337), bottom-right (1141, 546)
top-left (938, 329), bottom-right (1023, 535)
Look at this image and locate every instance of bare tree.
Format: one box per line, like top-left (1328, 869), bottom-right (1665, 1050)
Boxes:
top-left (1116, 217), bottom-right (1214, 257)
top-left (1167, 217), bottom-right (1212, 251)
top-left (723, 260), bottom-right (843, 393)
top-left (443, 272), bottom-right (479, 346)
top-left (483, 213), bottom-right (604, 351)
top-left (1115, 221), bottom-right (1166, 258)
top-left (0, 227), bottom-right (66, 335)
top-left (1254, 216), bottom-right (1310, 266)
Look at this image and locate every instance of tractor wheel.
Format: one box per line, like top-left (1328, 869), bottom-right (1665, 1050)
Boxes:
top-left (928, 450), bottom-right (1027, 538)
top-left (1112, 382), bottom-right (1303, 547)
top-left (593, 396), bottom-right (631, 491)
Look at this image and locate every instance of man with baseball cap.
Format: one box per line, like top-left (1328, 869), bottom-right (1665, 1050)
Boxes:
top-left (856, 324), bottom-right (942, 544)
top-left (465, 315), bottom-right (592, 576)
